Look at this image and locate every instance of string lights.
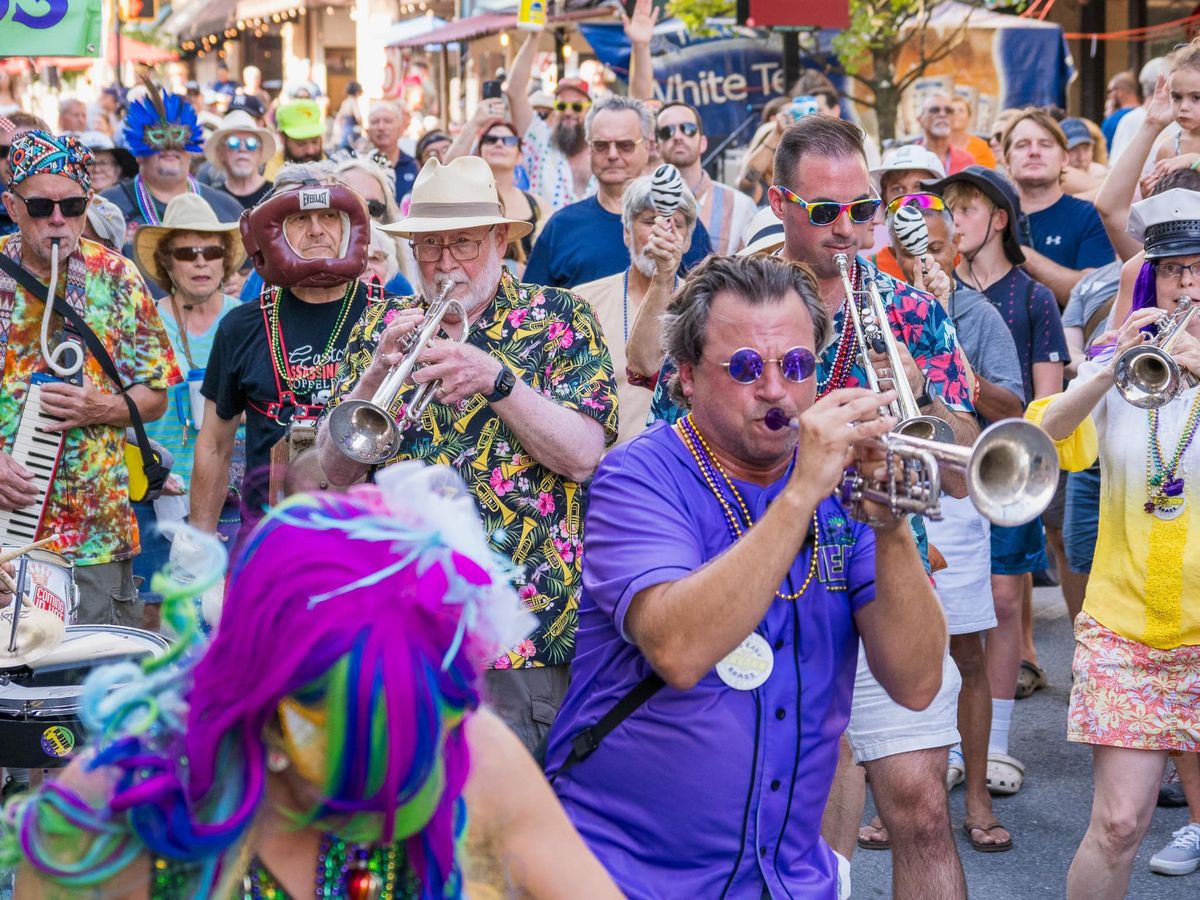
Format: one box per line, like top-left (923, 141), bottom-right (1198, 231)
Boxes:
top-left (179, 6), bottom-right (306, 55)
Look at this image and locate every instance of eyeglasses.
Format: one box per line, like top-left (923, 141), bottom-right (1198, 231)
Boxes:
top-left (1156, 261), bottom-right (1200, 280)
top-left (774, 185), bottom-right (880, 226)
top-left (10, 192), bottom-right (89, 219)
top-left (590, 138), bottom-right (644, 155)
top-left (410, 229), bottom-right (493, 263)
top-left (656, 122), bottom-right (699, 141)
top-left (885, 192), bottom-right (947, 217)
top-left (365, 199), bottom-right (387, 220)
top-left (923, 105), bottom-right (953, 116)
top-left (554, 100), bottom-right (590, 114)
top-left (718, 347), bottom-right (816, 384)
top-left (481, 134), bottom-right (520, 148)
top-left (225, 135), bottom-right (261, 152)
top-left (89, 157), bottom-right (119, 170)
top-left (171, 245), bottom-right (226, 262)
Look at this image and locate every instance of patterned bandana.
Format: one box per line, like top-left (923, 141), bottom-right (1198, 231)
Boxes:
top-left (123, 88), bottom-right (204, 157)
top-left (8, 130), bottom-right (93, 193)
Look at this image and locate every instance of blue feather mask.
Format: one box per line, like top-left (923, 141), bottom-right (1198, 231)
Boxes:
top-left (123, 88), bottom-right (204, 157)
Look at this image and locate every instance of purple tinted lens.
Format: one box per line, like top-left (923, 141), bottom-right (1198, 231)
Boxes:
top-left (727, 348), bottom-right (764, 383)
top-left (781, 347), bottom-right (816, 382)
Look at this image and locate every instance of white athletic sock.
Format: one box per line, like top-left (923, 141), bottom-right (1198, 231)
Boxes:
top-left (990, 698), bottom-right (1014, 756)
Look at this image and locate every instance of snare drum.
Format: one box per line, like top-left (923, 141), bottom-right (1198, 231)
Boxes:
top-left (22, 549), bottom-right (78, 626)
top-left (0, 625), bottom-right (170, 768)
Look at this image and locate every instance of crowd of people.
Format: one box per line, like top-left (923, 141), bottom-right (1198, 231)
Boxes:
top-left (0, 6), bottom-right (1198, 896)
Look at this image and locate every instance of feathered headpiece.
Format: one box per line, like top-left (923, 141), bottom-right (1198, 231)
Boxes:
top-left (122, 79), bottom-right (203, 157)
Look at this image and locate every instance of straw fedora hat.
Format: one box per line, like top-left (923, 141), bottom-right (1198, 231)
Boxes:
top-left (383, 157), bottom-right (534, 240)
top-left (133, 193), bottom-right (245, 291)
top-left (204, 109), bottom-right (278, 167)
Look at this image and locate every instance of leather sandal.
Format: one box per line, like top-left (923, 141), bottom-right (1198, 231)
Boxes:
top-left (963, 820), bottom-right (1013, 853)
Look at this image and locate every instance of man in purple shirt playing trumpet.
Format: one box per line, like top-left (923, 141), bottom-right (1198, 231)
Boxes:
top-left (544, 255), bottom-right (948, 899)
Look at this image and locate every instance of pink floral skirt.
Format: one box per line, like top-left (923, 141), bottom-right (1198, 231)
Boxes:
top-left (1067, 613), bottom-right (1200, 752)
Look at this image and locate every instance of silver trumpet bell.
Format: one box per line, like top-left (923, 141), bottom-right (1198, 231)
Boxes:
top-left (840, 418), bottom-right (1058, 526)
top-left (1113, 298), bottom-right (1200, 409)
top-left (326, 278), bottom-right (467, 465)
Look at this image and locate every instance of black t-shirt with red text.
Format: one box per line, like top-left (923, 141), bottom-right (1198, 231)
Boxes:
top-left (202, 284), bottom-right (369, 512)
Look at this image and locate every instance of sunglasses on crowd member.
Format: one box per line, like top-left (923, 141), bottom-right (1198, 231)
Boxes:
top-left (718, 346), bottom-right (817, 384)
top-left (657, 122), bottom-right (699, 141)
top-left (171, 245), bottom-right (226, 262)
top-left (774, 185), bottom-right (881, 226)
top-left (885, 192), bottom-right (947, 217)
top-left (10, 192), bottom-right (89, 219)
top-left (590, 138), bottom-right (644, 156)
top-left (923, 105), bottom-right (953, 116)
top-left (410, 228), bottom-right (493, 263)
top-left (481, 133), bottom-right (520, 148)
top-left (554, 100), bottom-right (591, 114)
top-left (225, 135), bottom-right (261, 153)
top-left (365, 199), bottom-right (387, 220)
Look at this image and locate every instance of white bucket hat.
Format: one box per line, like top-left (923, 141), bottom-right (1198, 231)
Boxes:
top-left (204, 109), bottom-right (278, 168)
top-left (383, 157), bottom-right (534, 240)
top-left (869, 144), bottom-right (947, 182)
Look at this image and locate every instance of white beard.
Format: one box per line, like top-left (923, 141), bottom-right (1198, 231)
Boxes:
top-left (632, 250), bottom-right (658, 279)
top-left (418, 249), bottom-right (504, 321)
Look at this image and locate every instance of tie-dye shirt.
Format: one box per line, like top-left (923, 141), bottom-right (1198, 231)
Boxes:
top-left (0, 236), bottom-right (181, 565)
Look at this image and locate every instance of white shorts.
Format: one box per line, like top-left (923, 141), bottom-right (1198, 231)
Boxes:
top-left (927, 494), bottom-right (997, 635)
top-left (846, 643), bottom-right (962, 764)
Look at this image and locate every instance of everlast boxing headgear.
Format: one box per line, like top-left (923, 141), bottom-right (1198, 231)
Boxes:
top-left (239, 183), bottom-right (370, 289)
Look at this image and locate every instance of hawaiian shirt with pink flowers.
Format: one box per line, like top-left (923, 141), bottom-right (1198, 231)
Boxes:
top-left (329, 267), bottom-right (619, 667)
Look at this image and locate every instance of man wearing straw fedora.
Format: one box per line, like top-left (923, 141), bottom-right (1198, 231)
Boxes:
top-left (204, 110), bottom-right (277, 210)
top-left (131, 193), bottom-right (245, 618)
top-left (319, 156), bottom-right (619, 750)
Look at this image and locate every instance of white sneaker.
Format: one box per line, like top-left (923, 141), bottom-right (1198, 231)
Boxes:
top-left (1149, 822), bottom-right (1200, 876)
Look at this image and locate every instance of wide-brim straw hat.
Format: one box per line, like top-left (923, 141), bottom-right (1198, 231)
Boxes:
top-left (133, 192), bottom-right (245, 291)
top-left (204, 109), bottom-right (278, 167)
top-left (383, 157), bottom-right (534, 240)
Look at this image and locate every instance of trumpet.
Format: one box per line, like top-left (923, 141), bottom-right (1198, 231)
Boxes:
top-left (833, 253), bottom-right (954, 444)
top-left (326, 278), bottom-right (467, 465)
top-left (1114, 297), bottom-right (1200, 408)
top-left (839, 418), bottom-right (1058, 526)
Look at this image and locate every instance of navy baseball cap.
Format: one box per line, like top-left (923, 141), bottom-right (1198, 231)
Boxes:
top-left (922, 165), bottom-right (1026, 266)
top-left (1060, 118), bottom-right (1093, 150)
top-left (228, 93), bottom-right (267, 120)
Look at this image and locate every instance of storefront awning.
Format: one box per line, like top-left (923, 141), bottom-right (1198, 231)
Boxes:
top-left (163, 0), bottom-right (238, 39)
top-left (388, 7), bottom-right (604, 47)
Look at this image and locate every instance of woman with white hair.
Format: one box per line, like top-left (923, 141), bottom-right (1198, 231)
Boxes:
top-left (574, 171), bottom-right (696, 443)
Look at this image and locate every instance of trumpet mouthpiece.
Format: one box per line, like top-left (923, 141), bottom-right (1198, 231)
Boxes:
top-left (764, 408), bottom-right (798, 431)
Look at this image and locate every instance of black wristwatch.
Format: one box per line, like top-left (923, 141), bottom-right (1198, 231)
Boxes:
top-left (485, 366), bottom-right (516, 402)
top-left (914, 377), bottom-right (934, 409)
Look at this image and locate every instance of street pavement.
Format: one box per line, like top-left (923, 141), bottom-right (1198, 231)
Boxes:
top-left (849, 586), bottom-right (1198, 899)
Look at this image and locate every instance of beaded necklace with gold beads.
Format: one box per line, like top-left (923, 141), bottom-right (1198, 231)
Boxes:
top-left (675, 413), bottom-right (820, 600)
top-left (267, 281), bottom-right (358, 392)
top-left (1144, 391), bottom-right (1200, 517)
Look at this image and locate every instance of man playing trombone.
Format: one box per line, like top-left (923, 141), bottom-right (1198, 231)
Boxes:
top-left (765, 115), bottom-right (979, 899)
top-left (318, 156), bottom-right (618, 751)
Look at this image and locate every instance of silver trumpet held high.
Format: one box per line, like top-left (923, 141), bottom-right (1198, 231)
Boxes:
top-left (327, 278), bottom-right (467, 465)
top-left (839, 418), bottom-right (1058, 526)
top-left (834, 253), bottom-right (954, 444)
top-left (1114, 297), bottom-right (1200, 409)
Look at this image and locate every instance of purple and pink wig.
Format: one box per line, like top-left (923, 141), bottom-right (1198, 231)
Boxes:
top-left (2, 472), bottom-right (526, 897)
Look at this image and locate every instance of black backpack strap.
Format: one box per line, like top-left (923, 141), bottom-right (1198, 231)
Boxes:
top-left (547, 671), bottom-right (665, 783)
top-left (0, 254), bottom-right (167, 487)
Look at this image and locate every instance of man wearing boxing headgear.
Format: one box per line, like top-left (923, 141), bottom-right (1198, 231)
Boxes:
top-left (189, 162), bottom-right (377, 535)
top-left (0, 130), bottom-right (180, 627)
top-left (318, 156), bottom-right (618, 751)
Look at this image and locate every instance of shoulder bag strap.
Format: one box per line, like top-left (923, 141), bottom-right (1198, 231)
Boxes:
top-left (545, 671), bottom-right (665, 783)
top-left (0, 254), bottom-right (165, 485)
